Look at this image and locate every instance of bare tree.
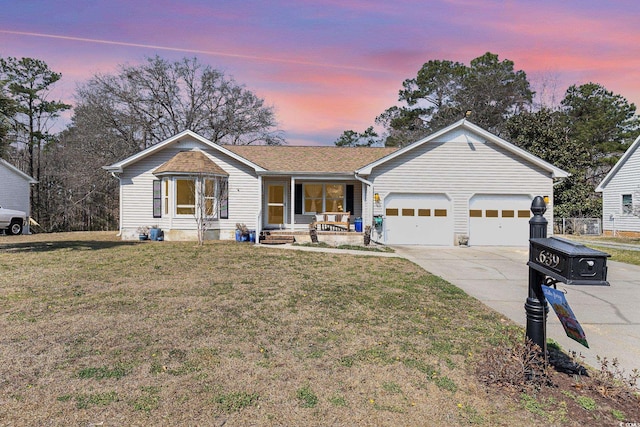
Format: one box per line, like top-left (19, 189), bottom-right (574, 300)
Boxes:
top-left (189, 174), bottom-right (229, 246)
top-left (73, 56), bottom-right (284, 151)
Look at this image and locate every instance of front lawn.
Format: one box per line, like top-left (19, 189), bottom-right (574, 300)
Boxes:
top-left (0, 232), bottom-right (637, 425)
top-left (561, 234), bottom-right (640, 266)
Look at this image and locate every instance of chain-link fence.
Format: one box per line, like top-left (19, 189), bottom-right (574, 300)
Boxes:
top-left (553, 218), bottom-right (602, 235)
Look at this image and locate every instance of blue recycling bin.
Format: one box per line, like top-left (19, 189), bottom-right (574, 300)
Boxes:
top-left (354, 217), bottom-right (363, 232)
top-left (149, 228), bottom-right (160, 241)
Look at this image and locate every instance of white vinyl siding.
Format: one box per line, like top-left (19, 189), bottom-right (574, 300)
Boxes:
top-left (601, 142), bottom-right (640, 233)
top-left (368, 128), bottom-right (554, 245)
top-left (0, 161), bottom-right (33, 217)
top-left (119, 137), bottom-right (260, 239)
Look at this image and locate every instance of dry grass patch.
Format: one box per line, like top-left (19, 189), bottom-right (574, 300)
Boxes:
top-left (0, 232), bottom-right (636, 426)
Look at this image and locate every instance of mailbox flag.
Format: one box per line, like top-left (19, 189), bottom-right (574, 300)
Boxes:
top-left (542, 286), bottom-right (589, 348)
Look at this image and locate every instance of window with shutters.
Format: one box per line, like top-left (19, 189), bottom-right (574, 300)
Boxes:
top-left (303, 183), bottom-right (345, 214)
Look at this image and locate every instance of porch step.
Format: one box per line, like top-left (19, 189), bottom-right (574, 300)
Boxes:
top-left (260, 232), bottom-right (295, 245)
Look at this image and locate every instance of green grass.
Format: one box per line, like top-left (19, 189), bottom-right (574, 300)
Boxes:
top-left (213, 391), bottom-right (260, 412)
top-left (591, 246), bottom-right (640, 266)
top-left (562, 235), bottom-right (640, 266)
top-left (0, 231), bottom-right (636, 426)
top-left (296, 385), bottom-right (319, 408)
top-left (77, 365), bottom-right (129, 380)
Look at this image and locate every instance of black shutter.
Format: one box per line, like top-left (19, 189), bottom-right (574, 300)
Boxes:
top-left (219, 178), bottom-right (229, 219)
top-left (153, 180), bottom-right (162, 218)
top-left (346, 184), bottom-right (354, 214)
top-left (295, 183), bottom-right (303, 214)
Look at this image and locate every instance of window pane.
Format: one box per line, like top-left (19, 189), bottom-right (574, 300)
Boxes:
top-left (177, 207), bottom-right (195, 215)
top-left (268, 206), bottom-right (284, 224)
top-left (469, 209), bottom-right (482, 217)
top-left (269, 185), bottom-right (284, 203)
top-left (176, 179), bottom-right (195, 215)
top-left (205, 199), bottom-right (214, 216)
top-left (623, 194), bottom-right (633, 214)
top-left (517, 210), bottom-right (530, 218)
top-left (402, 208), bottom-right (414, 216)
top-left (418, 209), bottom-right (431, 217)
top-left (325, 184), bottom-right (344, 212)
top-left (386, 208), bottom-right (399, 216)
top-left (205, 179), bottom-right (215, 196)
top-left (326, 199), bottom-right (343, 212)
top-left (305, 198), bottom-right (321, 213)
top-left (434, 209), bottom-right (447, 217)
top-left (176, 179), bottom-right (195, 205)
top-left (502, 210), bottom-right (515, 218)
top-left (164, 180), bottom-right (169, 215)
top-left (326, 184), bottom-right (343, 198)
top-left (305, 184), bottom-right (322, 198)
top-left (486, 209), bottom-right (498, 218)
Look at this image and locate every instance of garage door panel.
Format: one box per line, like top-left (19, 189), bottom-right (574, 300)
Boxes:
top-left (469, 195), bottom-right (531, 246)
top-left (384, 193), bottom-right (452, 245)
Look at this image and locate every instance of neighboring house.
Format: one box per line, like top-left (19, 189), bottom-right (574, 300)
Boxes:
top-left (0, 158), bottom-right (37, 234)
top-left (596, 134), bottom-right (640, 237)
top-left (104, 119), bottom-right (569, 246)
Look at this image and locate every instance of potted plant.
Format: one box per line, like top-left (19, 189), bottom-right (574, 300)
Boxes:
top-left (458, 234), bottom-right (469, 247)
top-left (137, 226), bottom-right (150, 241)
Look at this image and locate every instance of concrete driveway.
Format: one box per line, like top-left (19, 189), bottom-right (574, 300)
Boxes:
top-left (392, 245), bottom-right (640, 376)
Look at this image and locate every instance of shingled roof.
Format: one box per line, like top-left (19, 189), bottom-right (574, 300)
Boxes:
top-left (223, 145), bottom-right (398, 174)
top-left (153, 151), bottom-right (228, 176)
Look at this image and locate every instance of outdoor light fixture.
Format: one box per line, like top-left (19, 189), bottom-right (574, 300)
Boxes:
top-left (543, 195), bottom-right (550, 204)
top-left (374, 193), bottom-right (380, 203)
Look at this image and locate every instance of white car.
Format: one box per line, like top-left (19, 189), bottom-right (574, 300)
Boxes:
top-left (0, 205), bottom-right (27, 235)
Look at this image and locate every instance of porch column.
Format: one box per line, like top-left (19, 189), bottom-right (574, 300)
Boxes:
top-left (290, 177), bottom-right (295, 231)
top-left (362, 184), bottom-right (368, 227)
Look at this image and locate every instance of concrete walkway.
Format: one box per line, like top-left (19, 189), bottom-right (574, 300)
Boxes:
top-left (392, 245), bottom-right (640, 376)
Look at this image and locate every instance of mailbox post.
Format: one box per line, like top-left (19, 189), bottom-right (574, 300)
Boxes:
top-left (525, 196), bottom-right (610, 352)
top-left (525, 196), bottom-right (549, 351)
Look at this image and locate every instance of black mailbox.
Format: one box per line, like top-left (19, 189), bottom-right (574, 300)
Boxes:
top-left (528, 236), bottom-right (610, 286)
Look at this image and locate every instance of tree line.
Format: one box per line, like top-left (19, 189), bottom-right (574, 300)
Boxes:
top-left (2, 52), bottom-right (638, 231)
top-left (335, 52), bottom-right (640, 218)
top-left (0, 56), bottom-right (283, 231)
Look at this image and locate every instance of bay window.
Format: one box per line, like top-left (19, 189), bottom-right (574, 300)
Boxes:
top-left (167, 176), bottom-right (228, 218)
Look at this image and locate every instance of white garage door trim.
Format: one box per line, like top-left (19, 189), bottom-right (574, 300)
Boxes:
top-left (469, 194), bottom-right (532, 246)
top-left (384, 193), bottom-right (453, 245)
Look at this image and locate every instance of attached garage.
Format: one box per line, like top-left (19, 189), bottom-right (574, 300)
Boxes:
top-left (356, 120), bottom-right (569, 247)
top-left (468, 194), bottom-right (532, 246)
top-left (383, 193), bottom-right (453, 245)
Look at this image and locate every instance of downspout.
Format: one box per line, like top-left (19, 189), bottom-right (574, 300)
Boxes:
top-left (111, 172), bottom-right (123, 237)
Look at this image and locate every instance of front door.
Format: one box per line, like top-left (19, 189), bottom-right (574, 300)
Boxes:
top-left (266, 183), bottom-right (287, 227)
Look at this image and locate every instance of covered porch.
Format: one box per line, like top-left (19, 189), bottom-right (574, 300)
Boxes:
top-left (258, 175), bottom-right (371, 244)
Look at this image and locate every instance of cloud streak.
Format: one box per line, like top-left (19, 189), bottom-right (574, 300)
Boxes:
top-left (0, 30), bottom-right (392, 74)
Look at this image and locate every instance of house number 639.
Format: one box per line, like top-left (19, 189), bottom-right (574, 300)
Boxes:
top-left (537, 250), bottom-right (560, 269)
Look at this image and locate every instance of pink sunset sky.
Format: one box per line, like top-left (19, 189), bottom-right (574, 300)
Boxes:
top-left (1, 0), bottom-right (639, 146)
